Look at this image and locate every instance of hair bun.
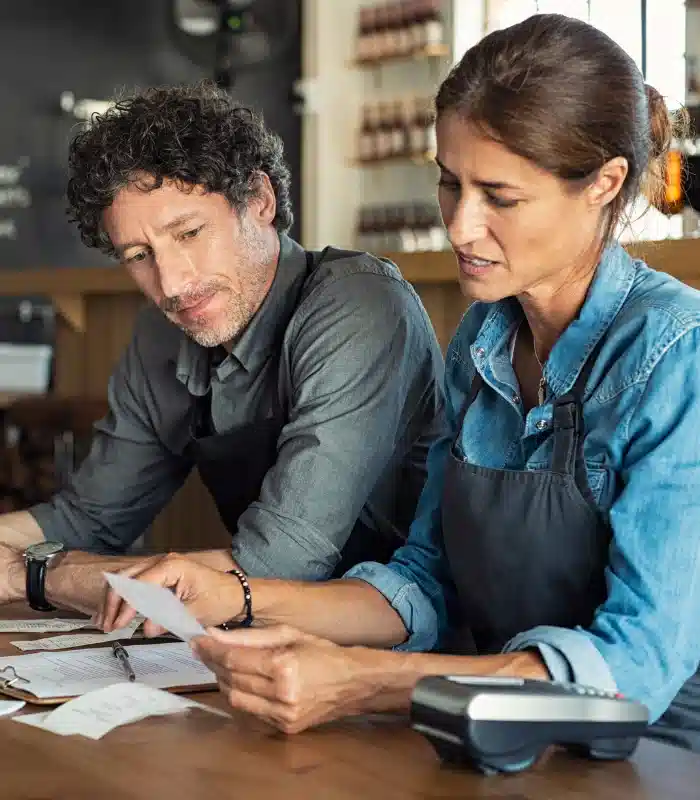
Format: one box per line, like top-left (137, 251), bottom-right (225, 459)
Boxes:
top-left (645, 83), bottom-right (672, 159)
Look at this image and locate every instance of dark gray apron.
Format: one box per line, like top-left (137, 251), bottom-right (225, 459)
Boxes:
top-left (442, 354), bottom-right (700, 751)
top-left (185, 249), bottom-right (400, 577)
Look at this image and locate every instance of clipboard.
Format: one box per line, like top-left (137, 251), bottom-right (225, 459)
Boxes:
top-left (0, 644), bottom-right (218, 706)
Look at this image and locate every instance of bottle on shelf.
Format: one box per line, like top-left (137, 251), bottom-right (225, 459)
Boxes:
top-left (359, 103), bottom-right (379, 162)
top-left (372, 4), bottom-right (389, 62)
top-left (390, 98), bottom-right (409, 157)
top-left (419, 0), bottom-right (445, 50)
top-left (383, 2), bottom-right (400, 61)
top-left (356, 7), bottom-right (372, 63)
top-left (407, 0), bottom-right (425, 54)
top-left (407, 96), bottom-right (436, 161)
top-left (395, 1), bottom-right (413, 57)
top-left (376, 101), bottom-right (394, 160)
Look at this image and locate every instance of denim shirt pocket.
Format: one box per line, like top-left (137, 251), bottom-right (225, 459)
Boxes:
top-left (583, 462), bottom-right (615, 510)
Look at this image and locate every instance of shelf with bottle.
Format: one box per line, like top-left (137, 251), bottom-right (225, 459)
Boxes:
top-left (354, 0), bottom-right (448, 67)
top-left (356, 201), bottom-right (447, 254)
top-left (356, 95), bottom-right (436, 166)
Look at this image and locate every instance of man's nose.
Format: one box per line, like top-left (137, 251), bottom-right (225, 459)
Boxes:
top-left (154, 244), bottom-right (197, 302)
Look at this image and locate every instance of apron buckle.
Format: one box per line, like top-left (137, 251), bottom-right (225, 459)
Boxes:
top-left (553, 396), bottom-right (580, 434)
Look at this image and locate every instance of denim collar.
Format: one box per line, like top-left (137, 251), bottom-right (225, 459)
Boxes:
top-left (470, 243), bottom-right (638, 398)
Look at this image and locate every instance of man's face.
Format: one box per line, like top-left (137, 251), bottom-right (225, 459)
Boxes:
top-left (102, 177), bottom-right (279, 347)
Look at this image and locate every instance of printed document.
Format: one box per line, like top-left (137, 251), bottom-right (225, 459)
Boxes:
top-left (0, 641), bottom-right (215, 699)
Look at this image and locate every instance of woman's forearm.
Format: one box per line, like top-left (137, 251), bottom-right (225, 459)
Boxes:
top-left (346, 647), bottom-right (551, 715)
top-left (250, 577), bottom-right (410, 648)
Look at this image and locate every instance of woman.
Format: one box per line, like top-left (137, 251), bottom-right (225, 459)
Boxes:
top-left (100, 14), bottom-right (700, 748)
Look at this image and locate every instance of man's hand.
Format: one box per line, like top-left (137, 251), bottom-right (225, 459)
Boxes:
top-left (192, 625), bottom-right (382, 734)
top-left (96, 553), bottom-right (244, 635)
top-left (0, 543), bottom-right (25, 604)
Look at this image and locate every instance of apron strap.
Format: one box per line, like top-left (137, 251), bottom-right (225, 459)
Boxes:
top-left (550, 336), bottom-right (606, 495)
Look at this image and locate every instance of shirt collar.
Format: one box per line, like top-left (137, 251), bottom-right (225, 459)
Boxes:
top-left (175, 234), bottom-right (309, 394)
top-left (472, 243), bottom-right (638, 397)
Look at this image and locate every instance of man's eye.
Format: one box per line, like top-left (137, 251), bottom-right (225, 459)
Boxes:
top-left (180, 226), bottom-right (203, 241)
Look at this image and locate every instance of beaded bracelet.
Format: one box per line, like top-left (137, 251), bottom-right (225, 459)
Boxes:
top-left (220, 568), bottom-right (253, 630)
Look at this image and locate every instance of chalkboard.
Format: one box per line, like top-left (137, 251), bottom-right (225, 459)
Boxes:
top-left (0, 0), bottom-right (301, 270)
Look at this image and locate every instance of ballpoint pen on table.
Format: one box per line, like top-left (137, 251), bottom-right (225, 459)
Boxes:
top-left (112, 641), bottom-right (136, 682)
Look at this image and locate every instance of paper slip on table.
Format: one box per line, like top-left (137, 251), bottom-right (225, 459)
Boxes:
top-left (1, 603), bottom-right (700, 800)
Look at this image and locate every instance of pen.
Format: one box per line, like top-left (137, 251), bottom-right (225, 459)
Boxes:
top-left (112, 641), bottom-right (136, 682)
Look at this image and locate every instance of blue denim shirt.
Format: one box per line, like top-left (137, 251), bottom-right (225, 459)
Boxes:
top-left (347, 243), bottom-right (700, 723)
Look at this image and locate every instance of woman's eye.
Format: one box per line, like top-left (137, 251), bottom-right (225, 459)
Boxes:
top-left (438, 178), bottom-right (460, 193)
top-left (485, 192), bottom-right (518, 209)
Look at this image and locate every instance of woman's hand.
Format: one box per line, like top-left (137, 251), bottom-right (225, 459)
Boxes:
top-left (192, 625), bottom-right (386, 734)
top-left (96, 553), bottom-right (243, 635)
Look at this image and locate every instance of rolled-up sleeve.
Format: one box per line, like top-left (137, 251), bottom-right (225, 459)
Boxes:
top-left (506, 329), bottom-right (700, 721)
top-left (231, 269), bottom-right (444, 579)
top-left (29, 327), bottom-right (192, 553)
top-left (345, 561), bottom-right (440, 652)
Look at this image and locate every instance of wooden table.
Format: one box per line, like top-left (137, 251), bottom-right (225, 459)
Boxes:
top-left (0, 605), bottom-right (698, 799)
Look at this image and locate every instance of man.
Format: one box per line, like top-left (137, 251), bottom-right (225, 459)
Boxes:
top-left (0, 83), bottom-right (445, 615)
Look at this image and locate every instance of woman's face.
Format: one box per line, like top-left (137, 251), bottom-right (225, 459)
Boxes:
top-left (435, 111), bottom-right (626, 303)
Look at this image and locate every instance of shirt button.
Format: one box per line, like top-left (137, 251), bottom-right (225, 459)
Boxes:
top-left (474, 347), bottom-right (486, 359)
top-left (512, 393), bottom-right (520, 404)
top-left (535, 419), bottom-right (548, 431)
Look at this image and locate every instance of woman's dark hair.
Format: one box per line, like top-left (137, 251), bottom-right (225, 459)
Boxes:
top-left (435, 14), bottom-right (689, 243)
top-left (67, 82), bottom-right (293, 254)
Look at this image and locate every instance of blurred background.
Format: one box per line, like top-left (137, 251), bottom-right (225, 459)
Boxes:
top-left (0, 0), bottom-right (695, 550)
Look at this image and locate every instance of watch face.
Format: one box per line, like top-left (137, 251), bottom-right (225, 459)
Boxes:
top-left (26, 541), bottom-right (64, 560)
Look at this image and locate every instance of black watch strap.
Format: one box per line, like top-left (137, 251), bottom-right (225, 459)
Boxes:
top-left (26, 558), bottom-right (55, 612)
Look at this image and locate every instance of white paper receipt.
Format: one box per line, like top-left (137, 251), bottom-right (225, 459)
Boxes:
top-left (11, 617), bottom-right (142, 651)
top-left (104, 572), bottom-right (206, 643)
top-left (15, 683), bottom-right (228, 740)
top-left (0, 619), bottom-right (94, 634)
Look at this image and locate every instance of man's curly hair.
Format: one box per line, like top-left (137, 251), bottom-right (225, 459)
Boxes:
top-left (66, 82), bottom-right (293, 255)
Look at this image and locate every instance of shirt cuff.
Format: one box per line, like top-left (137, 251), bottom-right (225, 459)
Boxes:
top-left (231, 522), bottom-right (340, 580)
top-left (504, 625), bottom-right (618, 691)
top-left (343, 561), bottom-right (439, 652)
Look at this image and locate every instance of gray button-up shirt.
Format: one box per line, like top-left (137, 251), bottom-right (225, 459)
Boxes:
top-left (30, 235), bottom-right (446, 579)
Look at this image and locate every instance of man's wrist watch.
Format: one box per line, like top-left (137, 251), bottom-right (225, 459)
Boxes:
top-left (24, 542), bottom-right (64, 612)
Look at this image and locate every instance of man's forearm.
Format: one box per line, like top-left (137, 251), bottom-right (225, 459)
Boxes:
top-left (0, 511), bottom-right (45, 550)
top-left (8, 547), bottom-right (237, 616)
top-left (44, 552), bottom-right (146, 615)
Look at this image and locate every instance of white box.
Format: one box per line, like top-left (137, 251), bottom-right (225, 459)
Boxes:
top-left (0, 343), bottom-right (53, 394)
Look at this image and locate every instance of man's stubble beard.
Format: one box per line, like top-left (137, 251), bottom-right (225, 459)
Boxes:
top-left (175, 221), bottom-right (275, 348)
